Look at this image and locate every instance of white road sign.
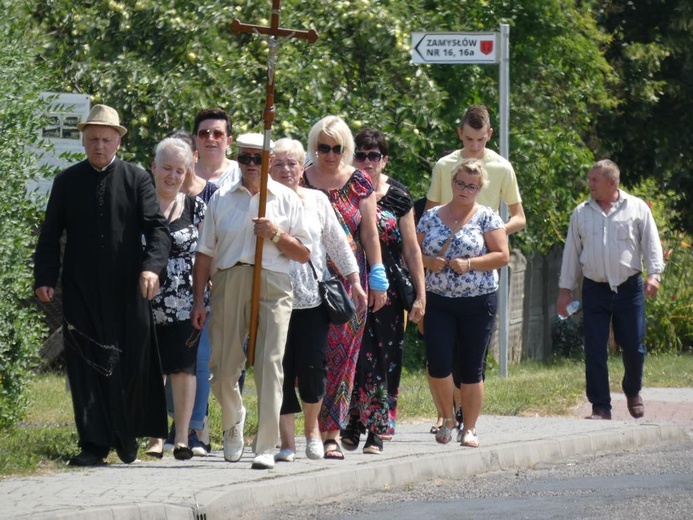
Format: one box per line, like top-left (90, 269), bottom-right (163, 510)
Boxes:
top-left (411, 32), bottom-right (498, 64)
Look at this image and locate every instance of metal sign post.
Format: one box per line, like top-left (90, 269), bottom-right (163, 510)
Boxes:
top-left (412, 23), bottom-right (511, 377)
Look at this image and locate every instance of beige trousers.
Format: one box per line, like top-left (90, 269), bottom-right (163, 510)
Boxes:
top-left (208, 265), bottom-right (292, 455)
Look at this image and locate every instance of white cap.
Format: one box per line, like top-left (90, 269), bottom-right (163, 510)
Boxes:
top-left (236, 132), bottom-right (273, 150)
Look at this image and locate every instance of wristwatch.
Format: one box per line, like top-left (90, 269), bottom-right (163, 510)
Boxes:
top-left (271, 229), bottom-right (282, 243)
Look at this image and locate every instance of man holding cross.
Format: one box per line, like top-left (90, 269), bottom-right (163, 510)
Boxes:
top-left (191, 133), bottom-right (311, 470)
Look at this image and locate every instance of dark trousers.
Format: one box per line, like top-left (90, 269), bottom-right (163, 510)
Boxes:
top-left (280, 305), bottom-right (330, 415)
top-left (582, 274), bottom-right (646, 412)
top-left (424, 291), bottom-right (497, 384)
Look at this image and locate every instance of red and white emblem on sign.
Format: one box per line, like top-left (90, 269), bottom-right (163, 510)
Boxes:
top-left (480, 40), bottom-right (494, 55)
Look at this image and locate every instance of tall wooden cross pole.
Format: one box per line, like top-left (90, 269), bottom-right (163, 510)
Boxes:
top-left (230, 1), bottom-right (318, 366)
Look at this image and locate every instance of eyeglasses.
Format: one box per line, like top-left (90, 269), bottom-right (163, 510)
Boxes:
top-left (237, 153), bottom-right (263, 165)
top-left (317, 143), bottom-right (343, 155)
top-left (452, 179), bottom-right (480, 193)
top-left (196, 129), bottom-right (225, 141)
top-left (353, 151), bottom-right (383, 163)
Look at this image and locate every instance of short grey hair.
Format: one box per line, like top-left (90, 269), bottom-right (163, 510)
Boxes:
top-left (592, 159), bottom-right (620, 183)
top-left (154, 137), bottom-right (194, 169)
top-left (273, 138), bottom-right (306, 166)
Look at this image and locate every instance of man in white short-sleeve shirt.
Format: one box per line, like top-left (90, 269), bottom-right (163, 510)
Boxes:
top-left (191, 133), bottom-right (311, 470)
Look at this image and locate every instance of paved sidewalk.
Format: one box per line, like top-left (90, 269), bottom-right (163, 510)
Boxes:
top-left (2, 388), bottom-right (691, 520)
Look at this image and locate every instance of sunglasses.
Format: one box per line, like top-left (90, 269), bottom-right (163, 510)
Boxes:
top-left (317, 143), bottom-right (344, 155)
top-left (354, 151), bottom-right (383, 163)
top-left (196, 129), bottom-right (225, 141)
top-left (237, 153), bottom-right (263, 165)
top-left (452, 179), bottom-right (480, 193)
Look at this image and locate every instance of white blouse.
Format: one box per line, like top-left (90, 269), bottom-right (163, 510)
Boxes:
top-left (291, 189), bottom-right (359, 309)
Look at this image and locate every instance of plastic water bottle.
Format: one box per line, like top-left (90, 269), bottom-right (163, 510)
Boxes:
top-left (559, 300), bottom-right (580, 320)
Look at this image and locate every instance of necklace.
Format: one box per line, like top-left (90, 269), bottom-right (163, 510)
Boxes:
top-left (447, 204), bottom-right (476, 227)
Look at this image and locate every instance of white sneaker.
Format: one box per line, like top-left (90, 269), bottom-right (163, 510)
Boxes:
top-left (305, 438), bottom-right (324, 460)
top-left (223, 407), bottom-right (246, 462)
top-left (251, 453), bottom-right (275, 469)
top-left (274, 449), bottom-right (295, 462)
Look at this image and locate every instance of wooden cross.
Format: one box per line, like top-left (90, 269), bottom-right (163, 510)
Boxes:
top-left (230, 1), bottom-right (318, 366)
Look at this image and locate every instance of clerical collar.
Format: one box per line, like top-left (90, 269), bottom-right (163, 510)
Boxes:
top-left (88, 156), bottom-right (117, 172)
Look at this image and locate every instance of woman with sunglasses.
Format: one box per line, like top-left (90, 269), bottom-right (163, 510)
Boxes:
top-left (192, 108), bottom-right (240, 190)
top-left (416, 158), bottom-right (509, 448)
top-left (269, 138), bottom-right (367, 462)
top-left (340, 129), bottom-right (426, 455)
top-left (303, 116), bottom-right (388, 460)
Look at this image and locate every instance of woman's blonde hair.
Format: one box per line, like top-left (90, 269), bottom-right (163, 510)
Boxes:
top-left (307, 115), bottom-right (354, 166)
top-left (451, 158), bottom-right (489, 189)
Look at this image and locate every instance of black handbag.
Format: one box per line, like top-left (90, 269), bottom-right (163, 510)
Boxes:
top-left (309, 260), bottom-right (356, 325)
top-left (381, 242), bottom-right (416, 312)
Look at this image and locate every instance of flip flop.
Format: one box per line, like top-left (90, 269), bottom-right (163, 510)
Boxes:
top-left (323, 439), bottom-right (344, 460)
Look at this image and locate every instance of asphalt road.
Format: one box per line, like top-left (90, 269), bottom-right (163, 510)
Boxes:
top-left (239, 439), bottom-right (693, 520)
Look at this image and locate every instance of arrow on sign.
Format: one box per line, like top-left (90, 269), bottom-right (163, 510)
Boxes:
top-left (411, 32), bottom-right (498, 64)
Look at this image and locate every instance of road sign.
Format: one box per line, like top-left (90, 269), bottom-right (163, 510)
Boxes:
top-left (411, 25), bottom-right (512, 378)
top-left (411, 32), bottom-right (498, 64)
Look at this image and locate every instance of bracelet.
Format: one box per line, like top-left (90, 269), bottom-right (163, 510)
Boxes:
top-left (369, 263), bottom-right (389, 291)
top-left (466, 258), bottom-right (471, 273)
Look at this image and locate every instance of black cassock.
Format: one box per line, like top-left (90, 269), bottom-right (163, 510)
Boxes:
top-left (34, 158), bottom-right (171, 453)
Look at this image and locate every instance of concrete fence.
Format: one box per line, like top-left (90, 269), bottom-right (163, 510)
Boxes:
top-left (488, 247), bottom-right (566, 362)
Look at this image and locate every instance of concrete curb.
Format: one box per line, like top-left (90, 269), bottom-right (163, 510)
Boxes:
top-left (201, 423), bottom-right (688, 519)
top-left (8, 418), bottom-right (690, 520)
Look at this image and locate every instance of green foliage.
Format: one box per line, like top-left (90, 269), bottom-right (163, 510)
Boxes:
top-left (402, 326), bottom-right (426, 373)
top-left (28, 0), bottom-right (617, 255)
top-left (647, 234), bottom-right (693, 352)
top-left (593, 0), bottom-right (693, 233)
top-left (628, 179), bottom-right (693, 353)
top-left (0, 0), bottom-right (51, 429)
top-left (551, 315), bottom-right (584, 360)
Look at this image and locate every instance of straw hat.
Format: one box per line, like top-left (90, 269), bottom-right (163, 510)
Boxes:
top-left (77, 104), bottom-right (127, 136)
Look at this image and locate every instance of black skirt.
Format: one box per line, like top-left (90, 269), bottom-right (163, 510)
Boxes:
top-left (155, 320), bottom-right (199, 375)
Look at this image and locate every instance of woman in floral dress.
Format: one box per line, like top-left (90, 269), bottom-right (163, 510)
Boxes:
top-left (342, 129), bottom-right (426, 454)
top-left (149, 137), bottom-right (206, 460)
top-left (303, 116), bottom-right (387, 460)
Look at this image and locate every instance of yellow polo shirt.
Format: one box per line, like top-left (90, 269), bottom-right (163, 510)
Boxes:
top-left (426, 148), bottom-right (522, 210)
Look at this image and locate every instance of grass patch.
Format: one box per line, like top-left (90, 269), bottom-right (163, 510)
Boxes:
top-left (2, 352), bottom-right (692, 477)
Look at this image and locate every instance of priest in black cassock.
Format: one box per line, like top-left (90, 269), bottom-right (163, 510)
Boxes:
top-left (34, 104), bottom-right (171, 466)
